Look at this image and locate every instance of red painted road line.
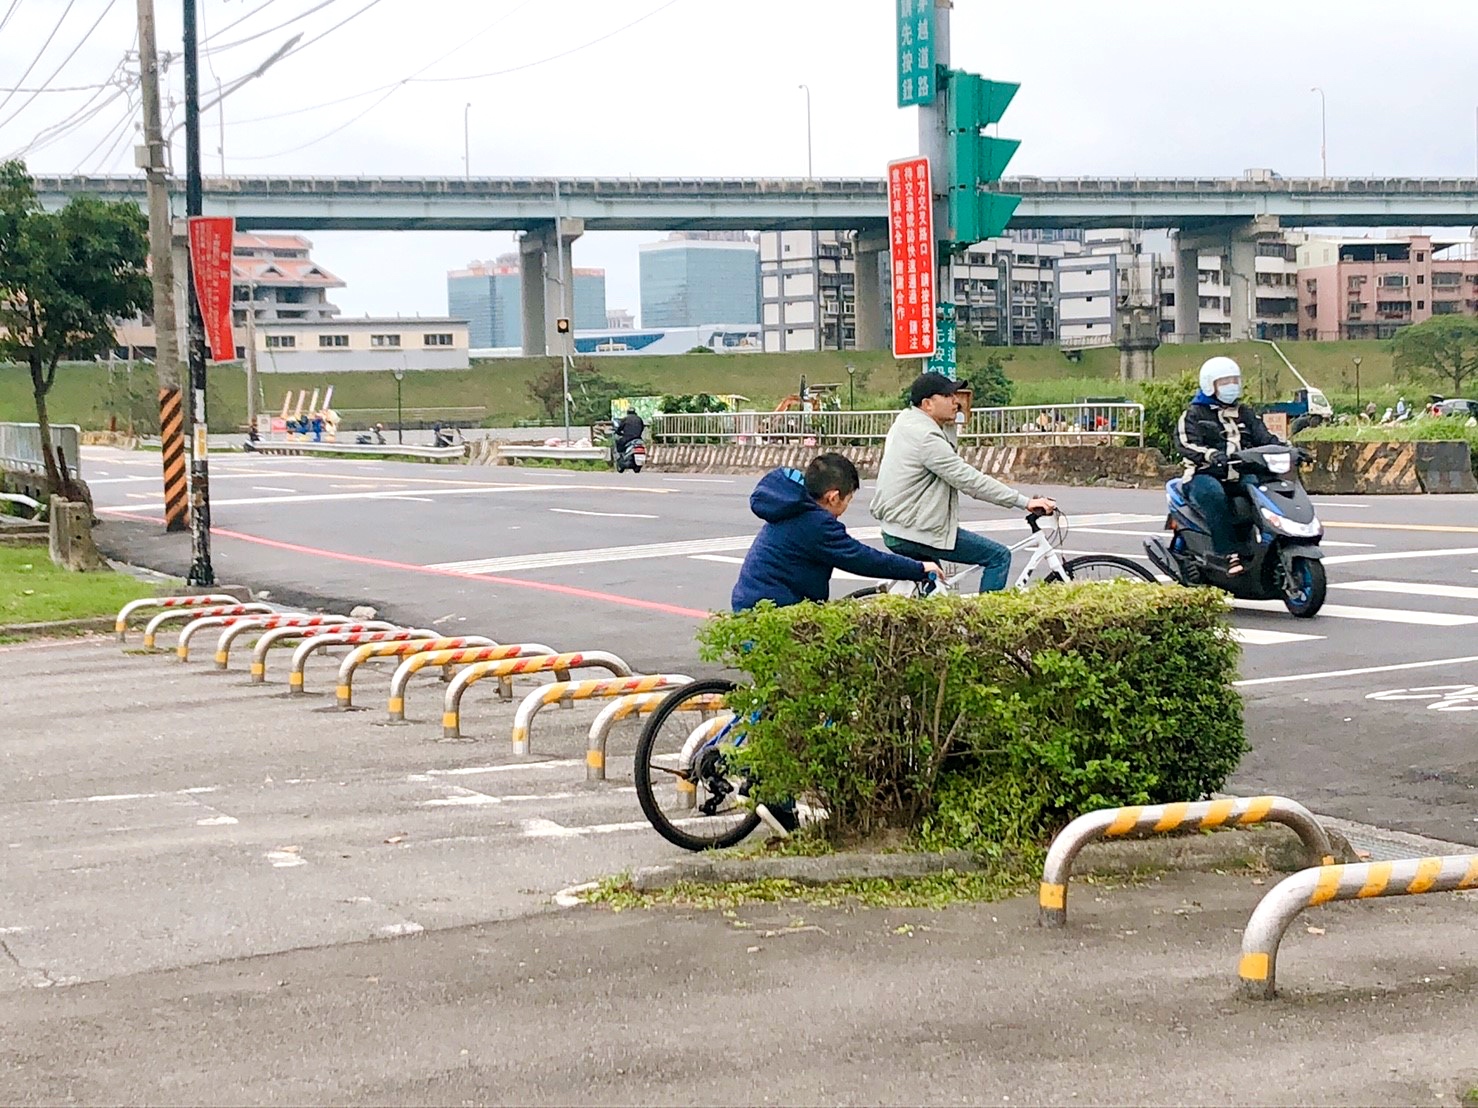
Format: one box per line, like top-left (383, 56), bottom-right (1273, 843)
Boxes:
top-left (97, 508), bottom-right (713, 618)
top-left (0, 637), bottom-right (105, 654)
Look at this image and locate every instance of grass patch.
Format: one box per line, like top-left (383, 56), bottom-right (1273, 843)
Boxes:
top-left (1461, 1087), bottom-right (1478, 1107)
top-left (500, 456), bottom-right (611, 472)
top-left (0, 543), bottom-right (160, 626)
top-left (581, 865), bottom-right (1036, 912)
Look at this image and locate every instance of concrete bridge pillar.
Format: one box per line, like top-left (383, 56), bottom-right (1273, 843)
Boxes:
top-left (518, 217), bottom-right (584, 357)
top-left (1228, 234), bottom-right (1257, 342)
top-left (853, 228), bottom-right (888, 351)
top-left (1173, 233), bottom-right (1201, 344)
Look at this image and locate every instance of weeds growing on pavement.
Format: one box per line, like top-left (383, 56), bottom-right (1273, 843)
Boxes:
top-left (582, 866), bottom-right (1037, 911)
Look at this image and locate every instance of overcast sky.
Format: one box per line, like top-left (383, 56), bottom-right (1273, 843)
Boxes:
top-left (3, 0), bottom-right (1476, 322)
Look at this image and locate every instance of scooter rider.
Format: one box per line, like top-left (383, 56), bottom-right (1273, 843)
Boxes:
top-left (1173, 356), bottom-right (1286, 578)
top-left (613, 407), bottom-right (645, 455)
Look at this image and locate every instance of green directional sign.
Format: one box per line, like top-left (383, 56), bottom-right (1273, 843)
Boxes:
top-left (896, 0), bottom-right (937, 107)
top-left (925, 302), bottom-right (957, 378)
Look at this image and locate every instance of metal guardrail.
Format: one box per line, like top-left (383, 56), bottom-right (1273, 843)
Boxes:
top-left (249, 441), bottom-right (466, 460)
top-left (1038, 796), bottom-right (1337, 927)
top-left (1239, 854), bottom-right (1478, 999)
top-left (495, 445), bottom-right (610, 462)
top-left (654, 404), bottom-right (1145, 447)
top-left (0, 422), bottom-right (82, 478)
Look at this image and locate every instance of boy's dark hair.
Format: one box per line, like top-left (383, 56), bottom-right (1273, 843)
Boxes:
top-left (803, 452), bottom-right (861, 499)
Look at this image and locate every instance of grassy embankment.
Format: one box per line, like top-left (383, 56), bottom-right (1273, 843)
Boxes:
top-left (0, 544), bottom-right (158, 632)
top-left (0, 340), bottom-right (1424, 431)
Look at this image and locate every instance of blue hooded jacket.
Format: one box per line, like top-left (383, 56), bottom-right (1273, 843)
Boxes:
top-left (731, 468), bottom-right (928, 612)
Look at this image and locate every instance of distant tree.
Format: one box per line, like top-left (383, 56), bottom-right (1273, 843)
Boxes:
top-left (659, 392), bottom-right (728, 414)
top-left (527, 361), bottom-right (651, 425)
top-left (1391, 315), bottom-right (1478, 398)
top-left (1138, 370), bottom-right (1199, 457)
top-left (970, 353), bottom-right (1014, 407)
top-left (0, 159), bottom-right (149, 496)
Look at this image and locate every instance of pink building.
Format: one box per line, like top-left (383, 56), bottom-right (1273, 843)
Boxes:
top-left (1297, 235), bottom-right (1478, 340)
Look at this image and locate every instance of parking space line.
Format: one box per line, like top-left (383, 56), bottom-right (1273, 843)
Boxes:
top-left (1229, 628), bottom-right (1324, 646)
top-left (1333, 580), bottom-right (1478, 602)
top-left (550, 508), bottom-right (660, 519)
top-left (1235, 654), bottom-right (1478, 688)
top-left (1231, 600), bottom-right (1478, 626)
top-left (1324, 546), bottom-right (1478, 566)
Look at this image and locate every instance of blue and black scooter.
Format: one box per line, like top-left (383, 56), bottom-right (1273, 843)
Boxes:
top-left (1144, 444), bottom-right (1327, 618)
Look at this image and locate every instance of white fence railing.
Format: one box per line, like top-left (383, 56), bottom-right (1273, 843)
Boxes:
top-left (0, 422), bottom-right (82, 477)
top-left (653, 404), bottom-right (1145, 448)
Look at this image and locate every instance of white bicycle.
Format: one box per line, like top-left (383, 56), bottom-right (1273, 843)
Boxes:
top-left (846, 509), bottom-right (1156, 599)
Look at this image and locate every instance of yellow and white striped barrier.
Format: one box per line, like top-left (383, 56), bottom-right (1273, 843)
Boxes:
top-left (1039, 796), bottom-right (1336, 927)
top-left (334, 637), bottom-right (495, 708)
top-left (249, 622), bottom-right (405, 684)
top-left (584, 691), bottom-right (729, 781)
top-left (463, 674), bottom-right (695, 747)
top-left (141, 603), bottom-right (275, 651)
top-left (1239, 853), bottom-right (1478, 999)
top-left (213, 613), bottom-right (354, 669)
top-left (116, 594), bottom-right (239, 641)
top-left (386, 642), bottom-right (562, 721)
top-left (438, 652), bottom-right (634, 733)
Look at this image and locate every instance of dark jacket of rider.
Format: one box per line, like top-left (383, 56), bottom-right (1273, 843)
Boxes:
top-left (731, 467), bottom-right (926, 612)
top-left (1174, 390), bottom-right (1281, 481)
top-left (614, 411), bottom-right (645, 448)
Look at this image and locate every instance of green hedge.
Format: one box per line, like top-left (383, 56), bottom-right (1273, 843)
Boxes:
top-left (699, 584), bottom-right (1244, 855)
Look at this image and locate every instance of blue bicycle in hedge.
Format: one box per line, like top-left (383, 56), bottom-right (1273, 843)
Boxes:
top-left (632, 511), bottom-right (1155, 850)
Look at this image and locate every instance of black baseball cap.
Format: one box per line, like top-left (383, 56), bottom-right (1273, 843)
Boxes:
top-left (908, 372), bottom-right (971, 407)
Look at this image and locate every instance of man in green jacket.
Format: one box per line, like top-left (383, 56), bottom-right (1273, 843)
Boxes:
top-left (870, 372), bottom-right (1056, 592)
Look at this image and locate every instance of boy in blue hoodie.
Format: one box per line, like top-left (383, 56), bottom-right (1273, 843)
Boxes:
top-left (729, 454), bottom-right (939, 837)
top-left (732, 453), bottom-right (942, 613)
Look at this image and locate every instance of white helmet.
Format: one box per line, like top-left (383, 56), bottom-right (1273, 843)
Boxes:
top-left (1199, 356), bottom-right (1242, 398)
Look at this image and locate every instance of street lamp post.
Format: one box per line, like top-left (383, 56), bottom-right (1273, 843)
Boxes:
top-left (1310, 86), bottom-right (1327, 177)
top-left (1353, 355), bottom-right (1362, 410)
top-left (392, 367), bottom-right (405, 444)
top-left (798, 83), bottom-right (813, 179)
top-left (846, 363), bottom-right (856, 410)
top-left (463, 102), bottom-right (471, 179)
top-left (1253, 352), bottom-right (1264, 403)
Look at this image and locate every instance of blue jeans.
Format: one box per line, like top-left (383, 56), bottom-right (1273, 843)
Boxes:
top-left (883, 529), bottom-right (1014, 593)
top-left (1185, 474), bottom-right (1256, 555)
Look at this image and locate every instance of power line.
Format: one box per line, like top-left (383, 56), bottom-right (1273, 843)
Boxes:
top-left (0, 0), bottom-right (80, 118)
top-left (0, 0), bottom-right (121, 132)
top-left (0, 80), bottom-right (115, 93)
top-left (71, 87), bottom-right (136, 173)
top-left (0, 0), bottom-right (22, 38)
top-left (199, 0), bottom-right (281, 46)
top-left (202, 0), bottom-right (344, 55)
top-left (4, 58), bottom-right (132, 160)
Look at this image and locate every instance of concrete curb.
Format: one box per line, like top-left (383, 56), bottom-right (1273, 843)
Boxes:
top-left (0, 616), bottom-right (116, 638)
top-left (616, 822), bottom-right (1361, 894)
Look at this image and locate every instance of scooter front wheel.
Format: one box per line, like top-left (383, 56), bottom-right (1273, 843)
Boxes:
top-left (1282, 557), bottom-right (1326, 618)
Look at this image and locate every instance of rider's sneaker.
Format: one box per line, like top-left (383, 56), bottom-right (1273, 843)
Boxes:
top-left (755, 801), bottom-right (800, 838)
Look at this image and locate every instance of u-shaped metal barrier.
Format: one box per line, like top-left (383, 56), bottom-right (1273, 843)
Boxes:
top-left (213, 614), bottom-right (356, 669)
top-left (250, 622), bottom-right (405, 683)
top-left (487, 674), bottom-right (696, 749)
top-left (1238, 853), bottom-right (1478, 999)
top-left (116, 595), bottom-right (240, 641)
top-left (141, 603), bottom-right (275, 650)
top-left (585, 691), bottom-right (730, 781)
top-left (441, 653), bottom-right (636, 737)
top-left (386, 642), bottom-right (561, 720)
top-left (334, 637), bottom-right (496, 708)
top-left (1039, 796), bottom-right (1336, 927)
top-left (175, 611), bottom-right (322, 663)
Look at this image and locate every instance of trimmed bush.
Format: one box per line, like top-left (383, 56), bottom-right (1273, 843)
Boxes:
top-left (699, 583), bottom-right (1244, 855)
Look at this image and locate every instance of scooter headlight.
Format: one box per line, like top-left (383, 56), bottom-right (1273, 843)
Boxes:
top-left (1260, 507), bottom-right (1321, 538)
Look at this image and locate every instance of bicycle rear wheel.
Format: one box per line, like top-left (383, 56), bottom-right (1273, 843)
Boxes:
top-left (633, 678), bottom-right (761, 852)
top-left (1054, 554), bottom-right (1157, 583)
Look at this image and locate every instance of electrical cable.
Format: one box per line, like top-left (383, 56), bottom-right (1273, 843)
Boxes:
top-left (70, 87), bottom-right (136, 173)
top-left (0, 0), bottom-right (120, 131)
top-left (5, 64), bottom-right (130, 159)
top-left (0, 0), bottom-right (22, 38)
top-left (199, 0), bottom-right (281, 46)
top-left (0, 0), bottom-right (80, 118)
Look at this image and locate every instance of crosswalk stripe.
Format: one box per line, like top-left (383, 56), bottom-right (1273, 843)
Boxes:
top-left (1324, 546), bottom-right (1478, 566)
top-left (1333, 580), bottom-right (1478, 602)
top-left (1231, 599), bottom-right (1478, 626)
top-left (1229, 627), bottom-right (1324, 646)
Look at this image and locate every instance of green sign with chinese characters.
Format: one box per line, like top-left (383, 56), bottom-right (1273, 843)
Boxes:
top-left (925, 302), bottom-right (957, 377)
top-left (896, 0), bottom-right (937, 107)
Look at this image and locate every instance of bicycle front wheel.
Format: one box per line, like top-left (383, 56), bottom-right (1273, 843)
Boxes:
top-left (1055, 554), bottom-right (1157, 584)
top-left (632, 678), bottom-right (762, 852)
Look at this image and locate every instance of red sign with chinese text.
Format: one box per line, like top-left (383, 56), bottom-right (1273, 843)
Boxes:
top-left (887, 156), bottom-right (936, 359)
top-left (188, 216), bottom-right (236, 363)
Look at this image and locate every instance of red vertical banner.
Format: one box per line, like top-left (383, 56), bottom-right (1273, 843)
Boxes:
top-left (887, 156), bottom-right (936, 359)
top-left (187, 216), bottom-right (236, 363)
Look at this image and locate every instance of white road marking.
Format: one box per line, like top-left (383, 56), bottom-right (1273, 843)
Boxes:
top-left (521, 816), bottom-right (679, 838)
top-left (432, 513), bottom-right (1162, 575)
top-left (265, 849), bottom-right (305, 868)
top-left (550, 508), bottom-right (659, 519)
top-left (49, 786), bottom-right (218, 805)
top-left (251, 485), bottom-right (298, 493)
top-left (378, 496), bottom-right (435, 504)
top-left (1228, 627), bottom-right (1324, 646)
top-left (1323, 546), bottom-right (1478, 566)
top-left (410, 760), bottom-right (582, 779)
top-left (1317, 540), bottom-right (1378, 549)
top-left (1231, 599), bottom-right (1478, 626)
top-left (689, 551), bottom-right (877, 583)
top-left (195, 815), bottom-right (239, 826)
top-left (378, 922), bottom-right (425, 936)
top-left (663, 477), bottom-right (735, 484)
top-left (1236, 654), bottom-right (1478, 688)
top-left (1333, 580), bottom-right (1478, 602)
top-left (97, 482), bottom-right (671, 513)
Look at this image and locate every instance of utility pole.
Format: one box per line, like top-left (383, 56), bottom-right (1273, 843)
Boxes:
top-left (245, 288), bottom-right (259, 431)
top-left (182, 0), bottom-right (215, 586)
top-left (553, 179), bottom-right (572, 444)
top-left (135, 0), bottom-right (188, 531)
top-left (920, 0), bottom-right (950, 368)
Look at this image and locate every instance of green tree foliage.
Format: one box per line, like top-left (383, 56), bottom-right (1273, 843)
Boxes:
top-left (1391, 315), bottom-right (1478, 398)
top-left (659, 392), bottom-right (729, 414)
top-left (526, 361), bottom-right (652, 426)
top-left (1138, 370), bottom-right (1199, 457)
top-left (0, 160), bottom-right (149, 495)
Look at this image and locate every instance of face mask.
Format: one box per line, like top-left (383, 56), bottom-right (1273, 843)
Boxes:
top-left (1215, 382), bottom-right (1242, 404)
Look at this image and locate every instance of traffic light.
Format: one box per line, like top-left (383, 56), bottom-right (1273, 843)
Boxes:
top-left (943, 70), bottom-right (1022, 251)
top-left (556, 317), bottom-right (570, 334)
